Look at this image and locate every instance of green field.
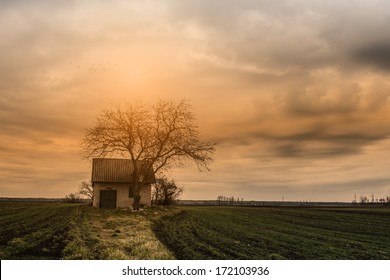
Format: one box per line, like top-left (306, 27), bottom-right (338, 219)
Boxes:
top-left (0, 202), bottom-right (173, 260)
top-left (0, 202), bottom-right (81, 259)
top-left (154, 206), bottom-right (390, 259)
top-left (1, 202), bottom-right (389, 259)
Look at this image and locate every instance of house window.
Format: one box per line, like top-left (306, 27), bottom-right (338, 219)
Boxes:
top-left (129, 184), bottom-right (133, 198)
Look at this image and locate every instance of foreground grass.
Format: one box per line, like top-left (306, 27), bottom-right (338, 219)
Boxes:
top-left (2, 203), bottom-right (389, 259)
top-left (0, 202), bottom-right (174, 260)
top-left (0, 202), bottom-right (80, 259)
top-left (62, 206), bottom-right (174, 260)
top-left (153, 206), bottom-right (390, 259)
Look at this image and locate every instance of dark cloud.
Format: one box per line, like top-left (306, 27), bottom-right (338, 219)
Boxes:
top-left (210, 98), bottom-right (390, 160)
top-left (169, 0), bottom-right (390, 75)
top-left (353, 42), bottom-right (390, 71)
top-left (0, 0), bottom-right (76, 8)
top-left (281, 87), bottom-right (362, 117)
top-left (273, 142), bottom-right (361, 158)
top-left (219, 130), bottom-right (386, 159)
top-left (255, 128), bottom-right (388, 144)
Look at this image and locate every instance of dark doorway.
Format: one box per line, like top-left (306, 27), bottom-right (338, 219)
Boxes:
top-left (100, 190), bottom-right (117, 209)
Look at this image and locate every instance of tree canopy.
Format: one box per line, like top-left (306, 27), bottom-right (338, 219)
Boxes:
top-left (81, 99), bottom-right (216, 210)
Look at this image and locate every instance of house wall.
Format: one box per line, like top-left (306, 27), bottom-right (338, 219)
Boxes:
top-left (93, 182), bottom-right (151, 208)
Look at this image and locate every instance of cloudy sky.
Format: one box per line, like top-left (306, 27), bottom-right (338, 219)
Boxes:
top-left (1, 0), bottom-right (390, 201)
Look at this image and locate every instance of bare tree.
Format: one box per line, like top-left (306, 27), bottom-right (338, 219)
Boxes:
top-left (81, 99), bottom-right (216, 210)
top-left (79, 180), bottom-right (93, 200)
top-left (360, 195), bottom-right (369, 204)
top-left (64, 193), bottom-right (82, 203)
top-left (152, 176), bottom-right (183, 206)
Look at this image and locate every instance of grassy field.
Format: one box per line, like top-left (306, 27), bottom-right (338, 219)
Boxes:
top-left (1, 202), bottom-right (389, 259)
top-left (153, 206), bottom-right (390, 260)
top-left (0, 202), bottom-right (173, 260)
top-left (0, 202), bottom-right (80, 259)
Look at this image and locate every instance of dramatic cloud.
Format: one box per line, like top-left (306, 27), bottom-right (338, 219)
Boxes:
top-left (353, 42), bottom-right (390, 71)
top-left (1, 0), bottom-right (390, 201)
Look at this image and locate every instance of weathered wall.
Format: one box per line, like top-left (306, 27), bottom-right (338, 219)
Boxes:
top-left (93, 182), bottom-right (151, 208)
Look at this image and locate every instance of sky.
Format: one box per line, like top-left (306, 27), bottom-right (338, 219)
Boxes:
top-left (1, 0), bottom-right (390, 202)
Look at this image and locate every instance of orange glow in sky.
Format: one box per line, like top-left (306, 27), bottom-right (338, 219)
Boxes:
top-left (1, 0), bottom-right (390, 201)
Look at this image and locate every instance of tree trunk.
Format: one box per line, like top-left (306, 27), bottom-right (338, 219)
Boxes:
top-left (132, 166), bottom-right (141, 211)
top-left (163, 187), bottom-right (169, 206)
top-left (132, 180), bottom-right (142, 210)
top-left (133, 191), bottom-right (141, 210)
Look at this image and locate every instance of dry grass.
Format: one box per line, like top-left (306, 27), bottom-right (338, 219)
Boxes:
top-left (0, 202), bottom-right (174, 260)
top-left (63, 206), bottom-right (175, 260)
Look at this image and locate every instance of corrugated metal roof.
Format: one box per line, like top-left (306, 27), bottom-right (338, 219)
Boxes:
top-left (91, 158), bottom-right (155, 183)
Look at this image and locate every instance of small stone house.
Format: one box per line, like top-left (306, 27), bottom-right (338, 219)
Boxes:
top-left (91, 158), bottom-right (155, 209)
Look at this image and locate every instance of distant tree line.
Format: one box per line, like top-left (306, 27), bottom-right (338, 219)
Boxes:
top-left (352, 194), bottom-right (390, 205)
top-left (216, 196), bottom-right (244, 206)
